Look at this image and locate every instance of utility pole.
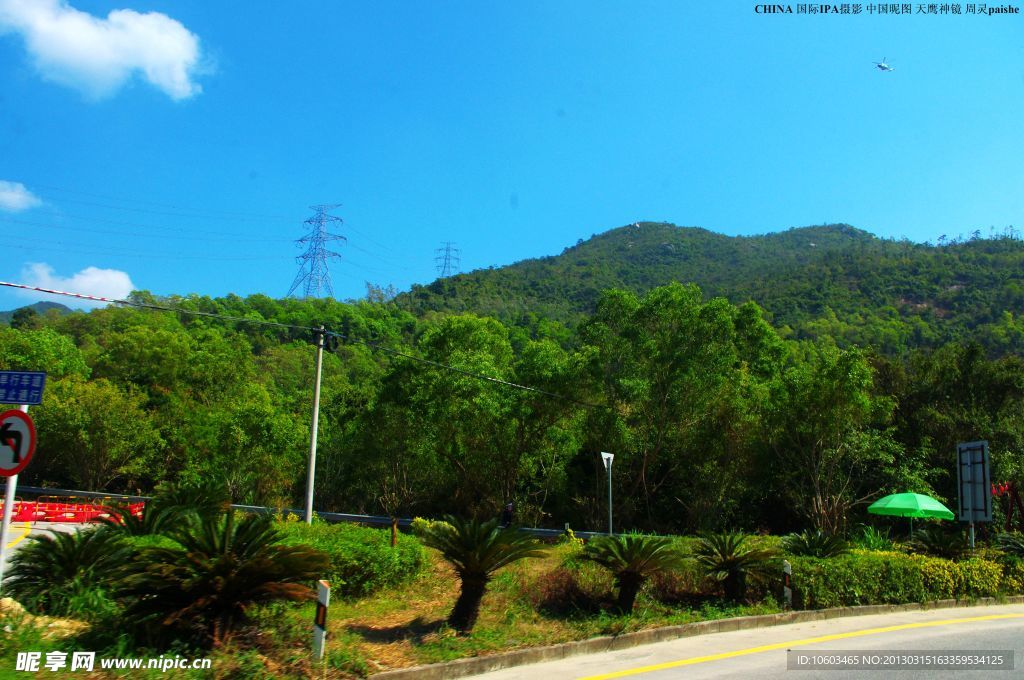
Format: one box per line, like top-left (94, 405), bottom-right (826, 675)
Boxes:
top-left (304, 327), bottom-right (325, 524)
top-left (288, 205), bottom-right (346, 299)
top-left (434, 241), bottom-right (460, 278)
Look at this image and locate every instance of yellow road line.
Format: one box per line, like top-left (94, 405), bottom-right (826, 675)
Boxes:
top-left (4, 521), bottom-right (31, 549)
top-left (578, 613), bottom-right (1024, 679)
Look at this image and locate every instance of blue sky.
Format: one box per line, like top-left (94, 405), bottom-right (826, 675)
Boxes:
top-left (1, 1), bottom-right (1021, 310)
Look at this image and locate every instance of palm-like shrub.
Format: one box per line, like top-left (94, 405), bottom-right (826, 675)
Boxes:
top-left (997, 533), bottom-right (1024, 557)
top-left (693, 532), bottom-right (780, 602)
top-left (907, 526), bottom-right (968, 560)
top-left (782, 530), bottom-right (851, 558)
top-left (118, 511), bottom-right (329, 647)
top-left (3, 527), bottom-right (130, 617)
top-left (581, 533), bottom-right (686, 613)
top-left (422, 515), bottom-right (547, 633)
top-left (97, 502), bottom-right (178, 536)
top-left (149, 479), bottom-right (230, 523)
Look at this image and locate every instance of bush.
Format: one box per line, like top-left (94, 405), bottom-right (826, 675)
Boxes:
top-left (410, 516), bottom-right (453, 538)
top-left (782, 530), bottom-right (850, 558)
top-left (3, 527), bottom-right (130, 619)
top-left (526, 566), bottom-right (604, 616)
top-left (851, 526), bottom-right (893, 551)
top-left (1002, 558), bottom-right (1024, 594)
top-left (907, 526), bottom-right (969, 560)
top-left (791, 550), bottom-right (1007, 609)
top-left (954, 559), bottom-right (1001, 598)
top-left (277, 521), bottom-right (425, 598)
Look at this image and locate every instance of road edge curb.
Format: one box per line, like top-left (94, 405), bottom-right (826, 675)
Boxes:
top-left (367, 596), bottom-right (1024, 679)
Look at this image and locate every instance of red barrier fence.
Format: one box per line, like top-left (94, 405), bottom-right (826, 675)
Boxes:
top-left (0, 497), bottom-right (145, 523)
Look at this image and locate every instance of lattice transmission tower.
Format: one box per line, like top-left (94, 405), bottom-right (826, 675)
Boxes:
top-left (435, 241), bottom-right (460, 278)
top-left (287, 205), bottom-right (346, 298)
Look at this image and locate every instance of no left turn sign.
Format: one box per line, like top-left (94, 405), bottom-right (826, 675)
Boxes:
top-left (0, 409), bottom-right (36, 477)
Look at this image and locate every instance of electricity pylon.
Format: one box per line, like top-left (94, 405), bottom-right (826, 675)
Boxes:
top-left (288, 205), bottom-right (346, 298)
top-left (435, 241), bottom-right (460, 278)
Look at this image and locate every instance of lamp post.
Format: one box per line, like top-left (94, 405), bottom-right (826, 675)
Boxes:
top-left (600, 451), bottom-right (614, 535)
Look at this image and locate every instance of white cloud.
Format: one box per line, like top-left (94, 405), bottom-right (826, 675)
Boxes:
top-left (0, 0), bottom-right (203, 100)
top-left (0, 180), bottom-right (41, 212)
top-left (19, 263), bottom-right (136, 307)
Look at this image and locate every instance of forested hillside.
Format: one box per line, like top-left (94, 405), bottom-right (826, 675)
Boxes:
top-left (399, 223), bottom-right (1024, 355)
top-left (2, 282), bottom-right (1021, 536)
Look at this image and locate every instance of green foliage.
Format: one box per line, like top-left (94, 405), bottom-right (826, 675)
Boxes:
top-left (422, 515), bottom-right (547, 632)
top-left (581, 533), bottom-right (687, 613)
top-left (907, 526), bottom-right (969, 560)
top-left (397, 223), bottom-right (1024, 357)
top-left (3, 527), bottom-right (128, 619)
top-left (30, 376), bottom-right (164, 491)
top-left (692, 532), bottom-right (781, 602)
top-left (851, 526), bottom-right (894, 551)
top-left (276, 521), bottom-right (424, 598)
top-left (996, 533), bottom-right (1024, 558)
top-left (792, 550), bottom-right (1006, 609)
top-left (98, 502), bottom-right (177, 537)
top-left (119, 512), bottom-right (330, 647)
top-left (781, 530), bottom-right (851, 558)
top-left (410, 516), bottom-right (453, 539)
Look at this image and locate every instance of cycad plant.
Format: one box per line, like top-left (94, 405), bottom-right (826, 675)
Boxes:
top-left (3, 527), bottom-right (130, 617)
top-left (581, 533), bottom-right (686, 614)
top-left (693, 532), bottom-right (780, 602)
top-left (907, 525), bottom-right (968, 560)
top-left (422, 515), bottom-right (547, 633)
top-left (118, 511), bottom-right (329, 647)
top-left (781, 530), bottom-right (851, 558)
top-left (996, 532), bottom-right (1024, 557)
top-left (97, 502), bottom-right (178, 537)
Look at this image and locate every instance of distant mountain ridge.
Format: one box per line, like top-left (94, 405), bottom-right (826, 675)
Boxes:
top-left (397, 222), bottom-right (1024, 353)
top-left (0, 301), bottom-right (74, 325)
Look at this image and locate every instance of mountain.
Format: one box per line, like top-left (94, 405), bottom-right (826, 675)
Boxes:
top-left (0, 301), bottom-right (75, 325)
top-left (396, 223), bottom-right (1024, 354)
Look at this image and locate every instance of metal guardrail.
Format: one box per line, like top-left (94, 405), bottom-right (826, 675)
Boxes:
top-left (13, 486), bottom-right (605, 538)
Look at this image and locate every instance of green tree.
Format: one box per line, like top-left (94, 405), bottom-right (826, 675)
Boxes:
top-left (31, 376), bottom-right (164, 491)
top-left (764, 342), bottom-right (898, 533)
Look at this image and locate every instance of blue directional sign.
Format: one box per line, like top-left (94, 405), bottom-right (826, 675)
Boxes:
top-left (0, 371), bottom-right (46, 405)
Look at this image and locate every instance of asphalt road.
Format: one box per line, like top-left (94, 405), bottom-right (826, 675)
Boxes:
top-left (469, 604), bottom-right (1024, 680)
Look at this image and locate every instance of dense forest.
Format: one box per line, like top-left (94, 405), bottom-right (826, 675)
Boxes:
top-left (401, 223), bottom-right (1024, 356)
top-left (2, 224), bottom-right (1023, 535)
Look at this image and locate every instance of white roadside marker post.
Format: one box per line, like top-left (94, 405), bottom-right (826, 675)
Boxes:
top-left (313, 579), bottom-right (330, 660)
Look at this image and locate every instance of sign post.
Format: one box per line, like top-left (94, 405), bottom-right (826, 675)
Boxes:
top-left (957, 441), bottom-right (992, 549)
top-left (0, 405), bottom-right (38, 592)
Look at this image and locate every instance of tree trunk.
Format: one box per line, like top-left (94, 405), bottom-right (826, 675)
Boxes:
top-left (449, 575), bottom-right (488, 634)
top-left (616, 573), bottom-right (644, 614)
top-left (724, 572), bottom-right (747, 602)
top-left (391, 517), bottom-right (399, 547)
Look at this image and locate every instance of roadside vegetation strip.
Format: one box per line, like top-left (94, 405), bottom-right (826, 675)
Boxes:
top-left (368, 599), bottom-right (1024, 680)
top-left (578, 612), bottom-right (1024, 680)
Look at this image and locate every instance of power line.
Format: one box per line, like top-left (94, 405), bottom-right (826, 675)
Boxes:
top-left (0, 280), bottom-right (607, 411)
top-left (288, 205), bottom-right (346, 299)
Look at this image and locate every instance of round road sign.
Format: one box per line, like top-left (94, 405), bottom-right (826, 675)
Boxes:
top-left (0, 409), bottom-right (36, 477)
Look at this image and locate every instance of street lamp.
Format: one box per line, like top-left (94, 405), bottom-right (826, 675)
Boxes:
top-left (600, 451), bottom-right (614, 535)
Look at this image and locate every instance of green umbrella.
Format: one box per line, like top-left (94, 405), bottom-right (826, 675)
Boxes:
top-left (868, 492), bottom-right (955, 535)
